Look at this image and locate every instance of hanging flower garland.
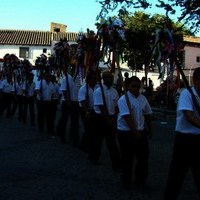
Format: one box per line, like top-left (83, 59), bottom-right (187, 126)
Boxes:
top-left (53, 38), bottom-right (70, 72)
top-left (96, 17), bottom-right (126, 72)
top-left (35, 53), bottom-right (48, 71)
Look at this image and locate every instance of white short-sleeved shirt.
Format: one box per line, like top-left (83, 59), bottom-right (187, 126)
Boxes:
top-left (117, 91), bottom-right (152, 131)
top-left (59, 75), bottom-right (74, 101)
top-left (51, 83), bottom-right (60, 100)
top-left (12, 82), bottom-right (23, 95)
top-left (35, 80), bottom-right (54, 101)
top-left (71, 75), bottom-right (82, 102)
top-left (175, 87), bottom-right (200, 135)
top-left (1, 79), bottom-right (13, 93)
top-left (94, 84), bottom-right (119, 115)
top-left (78, 83), bottom-right (96, 110)
top-left (22, 82), bottom-right (36, 97)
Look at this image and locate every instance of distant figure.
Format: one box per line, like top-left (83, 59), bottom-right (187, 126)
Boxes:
top-left (124, 72), bottom-right (129, 91)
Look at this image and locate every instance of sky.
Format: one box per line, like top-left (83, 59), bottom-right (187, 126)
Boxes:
top-left (0, 0), bottom-right (199, 36)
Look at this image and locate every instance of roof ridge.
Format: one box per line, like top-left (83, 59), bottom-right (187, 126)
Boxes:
top-left (0, 29), bottom-right (78, 34)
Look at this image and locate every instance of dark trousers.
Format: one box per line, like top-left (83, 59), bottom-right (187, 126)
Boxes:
top-left (117, 130), bottom-right (149, 186)
top-left (79, 108), bottom-right (96, 153)
top-left (37, 100), bottom-right (54, 134)
top-left (89, 114), bottom-right (121, 170)
top-left (11, 95), bottom-right (23, 120)
top-left (57, 101), bottom-right (71, 142)
top-left (51, 99), bottom-right (58, 134)
top-left (23, 96), bottom-right (35, 125)
top-left (70, 101), bottom-right (81, 146)
top-left (0, 93), bottom-right (12, 118)
top-left (164, 132), bottom-right (200, 200)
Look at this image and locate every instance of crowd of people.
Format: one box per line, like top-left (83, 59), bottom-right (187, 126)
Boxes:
top-left (0, 66), bottom-right (200, 200)
top-left (0, 68), bottom-right (153, 189)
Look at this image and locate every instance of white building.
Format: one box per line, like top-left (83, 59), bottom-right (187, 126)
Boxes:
top-left (0, 28), bottom-right (200, 88)
top-left (0, 29), bottom-right (78, 66)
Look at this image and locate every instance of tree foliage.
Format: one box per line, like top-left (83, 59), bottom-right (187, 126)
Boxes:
top-left (97, 0), bottom-right (200, 34)
top-left (121, 11), bottom-right (190, 71)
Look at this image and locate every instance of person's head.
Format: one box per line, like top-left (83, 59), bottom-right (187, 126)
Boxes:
top-left (127, 76), bottom-right (141, 97)
top-left (51, 75), bottom-right (57, 83)
top-left (44, 72), bottom-right (51, 83)
top-left (193, 67), bottom-right (200, 91)
top-left (85, 71), bottom-right (97, 88)
top-left (124, 72), bottom-right (129, 79)
top-left (28, 73), bottom-right (34, 82)
top-left (102, 71), bottom-right (114, 88)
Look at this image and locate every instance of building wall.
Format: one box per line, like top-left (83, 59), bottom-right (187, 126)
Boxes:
top-left (0, 45), bottom-right (52, 65)
top-left (184, 45), bottom-right (200, 70)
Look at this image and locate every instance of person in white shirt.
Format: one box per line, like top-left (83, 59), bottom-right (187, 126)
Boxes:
top-left (35, 72), bottom-right (55, 134)
top-left (56, 73), bottom-right (74, 143)
top-left (117, 76), bottom-right (152, 189)
top-left (70, 73), bottom-right (82, 147)
top-left (88, 70), bottom-right (121, 171)
top-left (11, 74), bottom-right (24, 121)
top-left (0, 73), bottom-right (13, 118)
top-left (50, 74), bottom-right (60, 137)
top-left (78, 71), bottom-right (98, 153)
top-left (164, 67), bottom-right (200, 200)
top-left (22, 72), bottom-right (36, 126)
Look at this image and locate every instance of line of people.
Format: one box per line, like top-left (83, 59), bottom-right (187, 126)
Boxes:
top-left (0, 69), bottom-right (153, 191)
top-left (1, 67), bottom-right (200, 199)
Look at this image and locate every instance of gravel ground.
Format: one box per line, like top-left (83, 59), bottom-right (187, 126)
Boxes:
top-left (0, 110), bottom-right (199, 200)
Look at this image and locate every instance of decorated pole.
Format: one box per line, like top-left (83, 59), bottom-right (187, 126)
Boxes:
top-left (99, 17), bottom-right (138, 132)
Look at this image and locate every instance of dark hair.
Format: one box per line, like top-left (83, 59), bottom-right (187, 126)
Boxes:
top-left (85, 71), bottom-right (97, 82)
top-left (126, 76), bottom-right (141, 87)
top-left (124, 72), bottom-right (129, 78)
top-left (193, 67), bottom-right (200, 81)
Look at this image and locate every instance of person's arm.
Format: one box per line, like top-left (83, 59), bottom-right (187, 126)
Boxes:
top-left (183, 110), bottom-right (200, 128)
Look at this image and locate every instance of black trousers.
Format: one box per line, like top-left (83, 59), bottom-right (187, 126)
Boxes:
top-left (0, 93), bottom-right (12, 118)
top-left (117, 130), bottom-right (149, 186)
top-left (23, 96), bottom-right (35, 125)
top-left (57, 101), bottom-right (71, 142)
top-left (37, 100), bottom-right (54, 134)
top-left (11, 95), bottom-right (23, 120)
top-left (164, 132), bottom-right (200, 200)
top-left (79, 108), bottom-right (96, 153)
top-left (89, 114), bottom-right (121, 170)
top-left (70, 101), bottom-right (81, 146)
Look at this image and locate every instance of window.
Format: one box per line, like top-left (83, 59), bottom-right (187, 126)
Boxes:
top-left (43, 48), bottom-right (47, 53)
top-left (196, 56), bottom-right (200, 63)
top-left (19, 47), bottom-right (29, 58)
top-left (53, 27), bottom-right (60, 32)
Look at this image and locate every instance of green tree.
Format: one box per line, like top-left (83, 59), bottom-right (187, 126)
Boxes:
top-left (121, 11), bottom-right (191, 72)
top-left (97, 0), bottom-right (200, 34)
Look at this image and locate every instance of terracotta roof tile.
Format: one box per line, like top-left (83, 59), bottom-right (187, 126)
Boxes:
top-left (0, 29), bottom-right (79, 45)
top-left (0, 29), bottom-right (199, 46)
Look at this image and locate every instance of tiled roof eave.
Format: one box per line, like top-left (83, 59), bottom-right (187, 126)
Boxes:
top-left (0, 42), bottom-right (51, 46)
top-left (0, 29), bottom-right (79, 46)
